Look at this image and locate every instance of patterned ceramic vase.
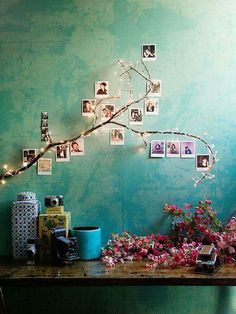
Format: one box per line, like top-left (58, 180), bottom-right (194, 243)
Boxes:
top-left (12, 192), bottom-right (41, 259)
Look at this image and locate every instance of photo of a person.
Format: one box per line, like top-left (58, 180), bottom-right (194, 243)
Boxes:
top-left (196, 154), bottom-right (210, 171)
top-left (95, 81), bottom-right (109, 98)
top-left (41, 112), bottom-right (48, 119)
top-left (144, 98), bottom-right (159, 115)
top-left (110, 128), bottom-right (125, 145)
top-left (55, 144), bottom-right (70, 162)
top-left (142, 44), bottom-right (156, 61)
top-left (166, 141), bottom-right (180, 157)
top-left (22, 149), bottom-right (37, 166)
top-left (150, 140), bottom-right (165, 157)
top-left (181, 141), bottom-right (195, 158)
top-left (129, 108), bottom-right (143, 125)
top-left (147, 80), bottom-right (161, 96)
top-left (82, 99), bottom-right (96, 117)
top-left (101, 104), bottom-right (115, 121)
top-left (70, 139), bottom-right (84, 156)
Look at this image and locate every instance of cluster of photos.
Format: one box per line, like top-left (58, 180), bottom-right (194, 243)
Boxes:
top-left (23, 45), bottom-right (208, 176)
top-left (81, 44), bottom-right (161, 146)
top-left (151, 140), bottom-right (210, 172)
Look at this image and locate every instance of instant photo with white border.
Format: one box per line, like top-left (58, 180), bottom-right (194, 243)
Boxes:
top-left (110, 128), bottom-right (125, 145)
top-left (181, 141), bottom-right (195, 158)
top-left (95, 81), bottom-right (109, 99)
top-left (166, 141), bottom-right (180, 158)
top-left (70, 139), bottom-right (85, 156)
top-left (82, 99), bottom-right (96, 117)
top-left (142, 44), bottom-right (156, 61)
top-left (129, 108), bottom-right (143, 125)
top-left (196, 154), bottom-right (210, 172)
top-left (101, 104), bottom-right (115, 121)
top-left (144, 98), bottom-right (159, 115)
top-left (22, 149), bottom-right (37, 166)
top-left (55, 144), bottom-right (70, 162)
top-left (37, 158), bottom-right (52, 175)
top-left (147, 80), bottom-right (161, 97)
top-left (150, 140), bottom-right (165, 157)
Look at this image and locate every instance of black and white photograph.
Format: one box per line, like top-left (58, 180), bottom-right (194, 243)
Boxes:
top-left (181, 141), bottom-right (195, 158)
top-left (147, 80), bottom-right (161, 97)
top-left (37, 158), bottom-right (52, 175)
top-left (82, 99), bottom-right (96, 116)
top-left (110, 128), bottom-right (125, 145)
top-left (41, 112), bottom-right (48, 119)
top-left (70, 139), bottom-right (84, 156)
top-left (129, 108), bottom-right (143, 125)
top-left (41, 127), bottom-right (49, 141)
top-left (101, 104), bottom-right (115, 121)
top-left (196, 154), bottom-right (210, 171)
top-left (166, 141), bottom-right (180, 157)
top-left (23, 149), bottom-right (37, 166)
top-left (150, 140), bottom-right (165, 157)
top-left (142, 44), bottom-right (156, 61)
top-left (95, 81), bottom-right (109, 98)
top-left (55, 144), bottom-right (70, 162)
top-left (144, 98), bottom-right (159, 115)
top-left (41, 119), bottom-right (48, 127)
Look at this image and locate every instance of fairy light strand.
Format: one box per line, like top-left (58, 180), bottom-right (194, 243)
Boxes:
top-left (0, 60), bottom-right (217, 185)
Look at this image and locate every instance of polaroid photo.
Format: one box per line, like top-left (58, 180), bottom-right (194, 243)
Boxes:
top-left (129, 108), bottom-right (143, 125)
top-left (110, 128), bottom-right (125, 145)
top-left (22, 149), bottom-right (37, 166)
top-left (55, 144), bottom-right (70, 162)
top-left (196, 154), bottom-right (210, 172)
top-left (142, 44), bottom-right (156, 61)
top-left (181, 141), bottom-right (196, 158)
top-left (150, 140), bottom-right (165, 158)
top-left (147, 80), bottom-right (161, 97)
top-left (101, 104), bottom-right (115, 121)
top-left (166, 141), bottom-right (180, 157)
top-left (95, 81), bottom-right (109, 99)
top-left (41, 112), bottom-right (48, 119)
top-left (37, 158), bottom-right (52, 175)
top-left (144, 98), bottom-right (159, 115)
top-left (82, 99), bottom-right (96, 117)
top-left (70, 139), bottom-right (85, 156)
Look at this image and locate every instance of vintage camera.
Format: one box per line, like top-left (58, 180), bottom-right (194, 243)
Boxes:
top-left (195, 244), bottom-right (221, 274)
top-left (45, 195), bottom-right (63, 207)
top-left (51, 227), bottom-right (79, 263)
top-left (26, 238), bottom-right (39, 265)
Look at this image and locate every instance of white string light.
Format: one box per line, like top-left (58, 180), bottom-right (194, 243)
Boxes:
top-left (0, 59), bottom-right (217, 186)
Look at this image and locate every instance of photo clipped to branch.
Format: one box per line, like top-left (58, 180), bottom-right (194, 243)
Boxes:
top-left (196, 154), bottom-right (210, 172)
top-left (55, 144), bottom-right (70, 162)
top-left (166, 141), bottom-right (180, 158)
top-left (70, 139), bottom-right (84, 156)
top-left (22, 149), bottom-right (37, 166)
top-left (181, 141), bottom-right (195, 158)
top-left (110, 128), bottom-right (125, 145)
top-left (150, 140), bottom-right (165, 158)
top-left (37, 158), bottom-right (52, 175)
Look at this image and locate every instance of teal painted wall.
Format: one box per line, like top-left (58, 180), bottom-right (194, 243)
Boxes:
top-left (1, 1), bottom-right (236, 313)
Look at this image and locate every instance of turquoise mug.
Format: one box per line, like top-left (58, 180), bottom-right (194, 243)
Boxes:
top-left (72, 226), bottom-right (101, 260)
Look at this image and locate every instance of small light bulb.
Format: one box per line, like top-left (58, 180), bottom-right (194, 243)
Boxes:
top-left (3, 164), bottom-right (8, 170)
top-left (1, 180), bottom-right (6, 185)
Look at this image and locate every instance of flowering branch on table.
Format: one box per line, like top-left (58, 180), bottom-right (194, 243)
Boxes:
top-left (101, 200), bottom-right (236, 268)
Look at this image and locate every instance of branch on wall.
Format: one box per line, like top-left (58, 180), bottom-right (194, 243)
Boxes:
top-left (0, 60), bottom-right (217, 186)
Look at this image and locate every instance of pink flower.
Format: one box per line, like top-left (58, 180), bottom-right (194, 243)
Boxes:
top-left (184, 203), bottom-right (192, 209)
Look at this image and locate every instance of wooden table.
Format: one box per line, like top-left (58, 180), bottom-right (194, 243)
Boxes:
top-left (0, 259), bottom-right (236, 287)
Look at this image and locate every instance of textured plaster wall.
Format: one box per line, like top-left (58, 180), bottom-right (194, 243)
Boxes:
top-left (0, 1), bottom-right (236, 313)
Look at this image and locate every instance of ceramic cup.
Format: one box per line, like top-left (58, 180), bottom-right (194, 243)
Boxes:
top-left (72, 226), bottom-right (101, 260)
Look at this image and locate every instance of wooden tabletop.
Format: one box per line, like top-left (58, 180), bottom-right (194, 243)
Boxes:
top-left (0, 259), bottom-right (235, 286)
